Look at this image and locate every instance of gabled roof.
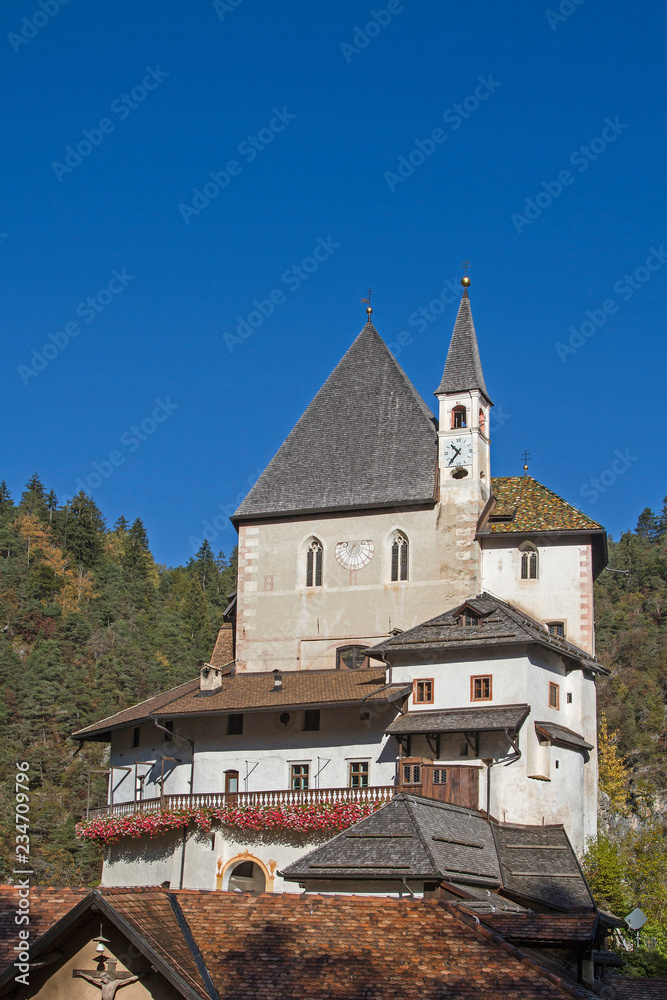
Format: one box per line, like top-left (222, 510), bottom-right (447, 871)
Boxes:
top-left (368, 593), bottom-right (608, 674)
top-left (233, 322), bottom-right (438, 521)
top-left (72, 668), bottom-right (408, 742)
top-left (0, 884), bottom-right (598, 1000)
top-left (435, 289), bottom-right (491, 403)
top-left (483, 477), bottom-right (604, 534)
top-left (281, 793), bottom-right (594, 913)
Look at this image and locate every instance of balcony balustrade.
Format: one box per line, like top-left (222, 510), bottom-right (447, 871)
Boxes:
top-left (85, 784), bottom-right (397, 820)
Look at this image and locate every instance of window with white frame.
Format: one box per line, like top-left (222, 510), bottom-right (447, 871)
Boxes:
top-left (306, 538), bottom-right (323, 588)
top-left (520, 542), bottom-right (538, 580)
top-left (390, 532), bottom-right (409, 582)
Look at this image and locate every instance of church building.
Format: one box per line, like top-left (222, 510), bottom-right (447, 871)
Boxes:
top-left (73, 279), bottom-right (608, 893)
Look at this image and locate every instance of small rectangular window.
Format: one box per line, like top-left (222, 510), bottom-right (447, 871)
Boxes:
top-left (303, 709), bottom-right (320, 731)
top-left (163, 720), bottom-right (174, 742)
top-left (227, 714), bottom-right (243, 735)
top-left (349, 761), bottom-right (369, 788)
top-left (132, 726), bottom-right (140, 748)
top-left (459, 742), bottom-right (469, 757)
top-left (549, 682), bottom-right (560, 710)
top-left (548, 622), bottom-right (565, 638)
top-left (566, 692), bottom-right (573, 704)
top-left (433, 768), bottom-right (447, 785)
top-left (471, 676), bottom-right (492, 701)
top-left (402, 764), bottom-right (421, 785)
top-left (414, 679), bottom-right (434, 704)
top-left (291, 764), bottom-right (309, 790)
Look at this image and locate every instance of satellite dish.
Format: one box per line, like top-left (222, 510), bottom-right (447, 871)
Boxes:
top-left (625, 907), bottom-right (648, 931)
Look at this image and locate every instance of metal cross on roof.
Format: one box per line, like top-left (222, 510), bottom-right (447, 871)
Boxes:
top-left (522, 450), bottom-right (531, 476)
top-left (461, 259), bottom-right (471, 277)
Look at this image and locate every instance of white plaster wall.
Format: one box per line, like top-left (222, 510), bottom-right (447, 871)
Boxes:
top-left (108, 705), bottom-right (400, 806)
top-left (480, 534), bottom-right (595, 653)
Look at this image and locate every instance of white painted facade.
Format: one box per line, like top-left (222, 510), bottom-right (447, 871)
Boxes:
top-left (94, 289), bottom-right (605, 890)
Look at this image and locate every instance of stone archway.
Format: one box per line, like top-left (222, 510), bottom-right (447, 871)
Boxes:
top-left (216, 852), bottom-right (275, 892)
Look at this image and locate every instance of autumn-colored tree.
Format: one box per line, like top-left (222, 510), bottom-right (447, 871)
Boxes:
top-left (597, 713), bottom-right (630, 815)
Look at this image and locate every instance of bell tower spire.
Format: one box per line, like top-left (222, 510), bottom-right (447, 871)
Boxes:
top-left (435, 277), bottom-right (492, 507)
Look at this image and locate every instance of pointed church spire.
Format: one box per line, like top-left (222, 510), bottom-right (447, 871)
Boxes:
top-left (435, 279), bottom-right (491, 404)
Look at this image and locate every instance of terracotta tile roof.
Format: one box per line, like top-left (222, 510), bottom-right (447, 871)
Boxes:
top-left (209, 624), bottom-right (234, 668)
top-left (485, 478), bottom-right (603, 534)
top-left (100, 888), bottom-right (211, 999)
top-left (0, 884), bottom-right (601, 999)
top-left (233, 322), bottom-right (438, 521)
top-left (0, 885), bottom-right (88, 970)
top-left (369, 593), bottom-right (607, 674)
top-left (72, 669), bottom-right (405, 741)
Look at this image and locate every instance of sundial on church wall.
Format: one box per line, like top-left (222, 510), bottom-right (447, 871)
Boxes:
top-left (335, 540), bottom-right (374, 570)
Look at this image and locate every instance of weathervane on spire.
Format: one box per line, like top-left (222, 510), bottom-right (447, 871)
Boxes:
top-left (522, 450), bottom-right (531, 476)
top-left (361, 288), bottom-right (373, 319)
top-left (461, 259), bottom-right (471, 288)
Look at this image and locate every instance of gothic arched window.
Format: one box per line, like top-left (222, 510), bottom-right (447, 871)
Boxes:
top-left (391, 532), bottom-right (409, 582)
top-left (306, 538), bottom-right (323, 587)
top-left (520, 542), bottom-right (538, 580)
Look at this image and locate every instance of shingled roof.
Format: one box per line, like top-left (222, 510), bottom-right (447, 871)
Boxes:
top-left (483, 477), bottom-right (604, 534)
top-left (435, 288), bottom-right (491, 403)
top-left (0, 884), bottom-right (601, 1000)
top-left (233, 321), bottom-right (438, 521)
top-left (72, 668), bottom-right (408, 742)
top-left (281, 793), bottom-right (594, 913)
top-left (368, 593), bottom-right (608, 674)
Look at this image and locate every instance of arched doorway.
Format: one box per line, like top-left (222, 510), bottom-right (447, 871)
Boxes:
top-left (226, 860), bottom-right (266, 893)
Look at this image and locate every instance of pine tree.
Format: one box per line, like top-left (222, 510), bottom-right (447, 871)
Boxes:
top-left (192, 539), bottom-right (218, 592)
top-left (63, 492), bottom-right (106, 568)
top-left (19, 474), bottom-right (48, 521)
top-left (45, 489), bottom-right (58, 523)
top-left (114, 515), bottom-right (129, 534)
top-left (124, 518), bottom-right (150, 578)
top-left (0, 481), bottom-right (13, 518)
top-left (636, 507), bottom-right (660, 543)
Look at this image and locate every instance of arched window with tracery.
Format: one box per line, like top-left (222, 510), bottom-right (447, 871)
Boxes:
top-left (520, 542), bottom-right (538, 580)
top-left (306, 538), bottom-right (323, 587)
top-left (391, 532), bottom-right (409, 582)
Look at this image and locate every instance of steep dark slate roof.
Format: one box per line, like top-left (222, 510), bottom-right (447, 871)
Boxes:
top-left (281, 794), bottom-right (594, 915)
top-left (435, 290), bottom-right (491, 402)
top-left (233, 322), bottom-right (438, 520)
top-left (368, 593), bottom-right (608, 674)
top-left (281, 793), bottom-right (501, 887)
top-left (535, 721), bottom-right (594, 752)
top-left (492, 823), bottom-right (594, 912)
top-left (386, 704), bottom-right (530, 736)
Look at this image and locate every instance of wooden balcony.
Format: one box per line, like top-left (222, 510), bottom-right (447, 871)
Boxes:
top-left (85, 784), bottom-right (397, 821)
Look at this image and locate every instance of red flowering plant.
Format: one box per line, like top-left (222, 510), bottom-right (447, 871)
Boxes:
top-left (76, 799), bottom-right (387, 846)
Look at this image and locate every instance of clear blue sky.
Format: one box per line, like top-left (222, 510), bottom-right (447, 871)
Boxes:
top-left (1, 0), bottom-right (665, 566)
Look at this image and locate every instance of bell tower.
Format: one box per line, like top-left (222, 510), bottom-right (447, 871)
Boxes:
top-left (434, 278), bottom-right (492, 510)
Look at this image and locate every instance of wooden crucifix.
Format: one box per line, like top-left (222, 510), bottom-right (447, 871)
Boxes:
top-left (74, 965), bottom-right (146, 999)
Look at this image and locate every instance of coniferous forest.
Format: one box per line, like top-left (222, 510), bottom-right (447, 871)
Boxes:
top-left (0, 476), bottom-right (665, 961)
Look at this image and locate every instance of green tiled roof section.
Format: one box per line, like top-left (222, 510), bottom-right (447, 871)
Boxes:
top-left (488, 477), bottom-right (603, 533)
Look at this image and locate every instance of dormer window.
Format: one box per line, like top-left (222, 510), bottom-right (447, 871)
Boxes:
top-left (459, 611), bottom-right (479, 626)
top-left (520, 542), bottom-right (538, 580)
top-left (306, 538), bottom-right (323, 588)
top-left (451, 405), bottom-right (467, 429)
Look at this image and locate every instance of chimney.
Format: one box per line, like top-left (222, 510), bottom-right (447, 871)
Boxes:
top-left (272, 669), bottom-right (283, 691)
top-left (200, 663), bottom-right (223, 693)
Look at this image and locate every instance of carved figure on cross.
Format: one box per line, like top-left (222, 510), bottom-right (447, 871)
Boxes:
top-left (75, 970), bottom-right (144, 999)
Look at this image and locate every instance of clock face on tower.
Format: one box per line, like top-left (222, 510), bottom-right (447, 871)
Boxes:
top-left (445, 437), bottom-right (473, 468)
top-left (335, 539), bottom-right (374, 570)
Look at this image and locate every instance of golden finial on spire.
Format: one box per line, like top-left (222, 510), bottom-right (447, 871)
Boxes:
top-left (361, 288), bottom-right (373, 319)
top-left (461, 259), bottom-right (471, 287)
top-left (522, 450), bottom-right (531, 476)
